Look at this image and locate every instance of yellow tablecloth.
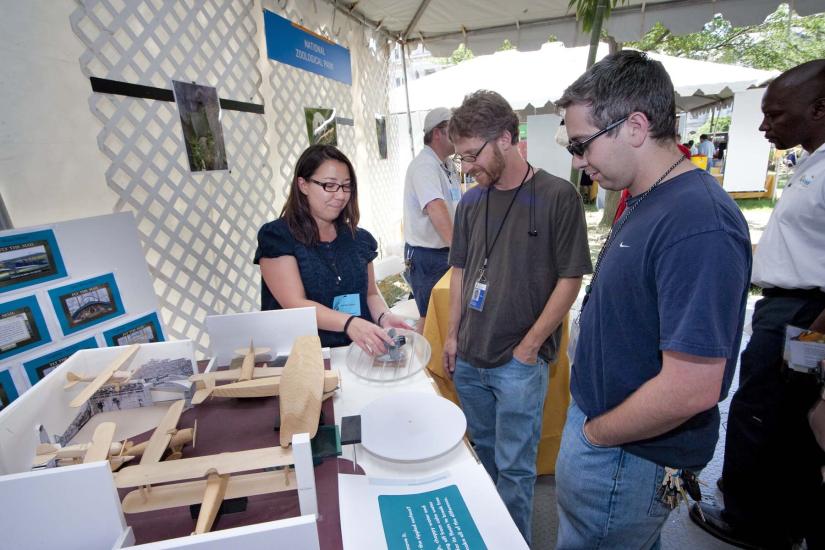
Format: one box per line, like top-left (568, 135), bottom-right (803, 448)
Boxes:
top-left (422, 269), bottom-right (570, 475)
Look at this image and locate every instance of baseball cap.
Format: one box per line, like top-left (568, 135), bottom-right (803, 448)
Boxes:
top-left (423, 107), bottom-right (451, 134)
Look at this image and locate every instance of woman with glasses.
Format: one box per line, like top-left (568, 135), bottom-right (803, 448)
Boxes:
top-left (254, 144), bottom-right (408, 353)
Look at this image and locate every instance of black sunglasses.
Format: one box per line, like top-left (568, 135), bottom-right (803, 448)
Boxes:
top-left (309, 178), bottom-right (352, 193)
top-left (454, 140), bottom-right (490, 164)
top-left (566, 116), bottom-right (629, 157)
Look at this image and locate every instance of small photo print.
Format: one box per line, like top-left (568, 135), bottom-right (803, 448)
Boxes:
top-left (48, 273), bottom-right (125, 335)
top-left (103, 312), bottom-right (165, 347)
top-left (23, 337), bottom-right (98, 385)
top-left (0, 295), bottom-right (51, 361)
top-left (0, 229), bottom-right (67, 294)
top-left (172, 80), bottom-right (229, 172)
top-left (305, 107), bottom-right (338, 146)
top-left (376, 115), bottom-right (387, 159)
top-left (0, 369), bottom-right (20, 410)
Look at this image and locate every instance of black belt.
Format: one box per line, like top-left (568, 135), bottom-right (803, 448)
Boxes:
top-left (761, 287), bottom-right (825, 300)
top-left (406, 244), bottom-right (449, 252)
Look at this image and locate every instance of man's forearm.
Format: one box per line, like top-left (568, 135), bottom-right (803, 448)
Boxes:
top-left (585, 351), bottom-right (725, 446)
top-left (425, 199), bottom-right (453, 247)
top-left (447, 267), bottom-right (463, 338)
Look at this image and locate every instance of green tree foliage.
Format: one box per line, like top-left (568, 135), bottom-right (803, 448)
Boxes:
top-left (628, 4), bottom-right (825, 70)
top-left (567, 0), bottom-right (630, 33)
top-left (697, 115), bottom-right (732, 136)
top-left (498, 39), bottom-right (516, 51)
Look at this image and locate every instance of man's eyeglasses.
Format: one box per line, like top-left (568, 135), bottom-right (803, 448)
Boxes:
top-left (454, 140), bottom-right (490, 164)
top-left (309, 178), bottom-right (353, 193)
top-left (566, 116), bottom-right (628, 157)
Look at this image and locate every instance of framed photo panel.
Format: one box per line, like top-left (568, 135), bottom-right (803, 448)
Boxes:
top-left (102, 312), bottom-right (165, 347)
top-left (22, 336), bottom-right (98, 385)
top-left (0, 368), bottom-right (19, 411)
top-left (0, 295), bottom-right (52, 361)
top-left (0, 229), bottom-right (67, 294)
top-left (48, 273), bottom-right (125, 336)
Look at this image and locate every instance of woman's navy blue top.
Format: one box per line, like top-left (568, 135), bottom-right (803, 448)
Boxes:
top-left (253, 218), bottom-right (378, 348)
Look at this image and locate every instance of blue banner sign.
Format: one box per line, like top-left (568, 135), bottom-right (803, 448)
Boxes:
top-left (264, 10), bottom-right (352, 86)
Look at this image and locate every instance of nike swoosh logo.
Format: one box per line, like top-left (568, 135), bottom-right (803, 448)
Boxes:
top-left (619, 242), bottom-right (630, 248)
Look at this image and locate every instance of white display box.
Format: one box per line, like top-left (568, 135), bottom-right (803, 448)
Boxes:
top-left (0, 339), bottom-right (320, 548)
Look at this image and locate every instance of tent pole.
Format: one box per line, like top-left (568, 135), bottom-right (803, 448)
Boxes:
top-left (586, 0), bottom-right (608, 69)
top-left (401, 41), bottom-right (416, 158)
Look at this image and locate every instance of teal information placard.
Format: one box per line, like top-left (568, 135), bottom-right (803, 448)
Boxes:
top-left (378, 485), bottom-right (487, 550)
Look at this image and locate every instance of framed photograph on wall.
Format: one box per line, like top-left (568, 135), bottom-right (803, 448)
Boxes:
top-left (304, 107), bottom-right (337, 146)
top-left (0, 295), bottom-right (52, 361)
top-left (102, 312), bottom-right (165, 347)
top-left (0, 368), bottom-right (20, 410)
top-left (48, 273), bottom-right (125, 336)
top-left (172, 80), bottom-right (229, 172)
top-left (22, 336), bottom-right (98, 385)
top-left (0, 229), bottom-right (67, 294)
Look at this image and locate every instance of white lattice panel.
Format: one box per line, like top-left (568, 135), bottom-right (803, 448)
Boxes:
top-left (71, 0), bottom-right (274, 356)
top-left (264, 0), bottom-right (404, 254)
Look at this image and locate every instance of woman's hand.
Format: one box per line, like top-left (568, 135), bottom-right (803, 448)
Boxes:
top-left (346, 317), bottom-right (394, 356)
top-left (379, 312), bottom-right (411, 330)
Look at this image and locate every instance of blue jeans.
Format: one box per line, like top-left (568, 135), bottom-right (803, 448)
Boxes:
top-left (556, 401), bottom-right (672, 550)
top-left (404, 243), bottom-right (449, 317)
top-left (454, 355), bottom-right (549, 545)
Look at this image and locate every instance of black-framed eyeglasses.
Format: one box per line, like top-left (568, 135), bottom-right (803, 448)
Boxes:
top-left (566, 116), bottom-right (628, 157)
top-left (454, 140), bottom-right (490, 164)
top-left (309, 178), bottom-right (353, 193)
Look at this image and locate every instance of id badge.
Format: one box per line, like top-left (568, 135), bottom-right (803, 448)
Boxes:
top-left (333, 293), bottom-right (361, 316)
top-left (449, 186), bottom-right (461, 202)
top-left (468, 270), bottom-right (488, 312)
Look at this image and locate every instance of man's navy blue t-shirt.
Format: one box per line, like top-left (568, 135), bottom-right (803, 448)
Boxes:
top-left (571, 168), bottom-right (751, 470)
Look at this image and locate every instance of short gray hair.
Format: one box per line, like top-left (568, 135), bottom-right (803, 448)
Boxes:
top-left (557, 50), bottom-right (677, 142)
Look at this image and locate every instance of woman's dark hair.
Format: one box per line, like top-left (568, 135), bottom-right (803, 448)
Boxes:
top-left (281, 144), bottom-right (360, 246)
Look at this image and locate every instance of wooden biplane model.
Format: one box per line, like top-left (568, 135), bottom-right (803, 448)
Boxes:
top-left (32, 421), bottom-right (133, 470)
top-left (190, 339), bottom-right (339, 405)
top-left (116, 335), bottom-right (325, 535)
top-left (65, 344), bottom-right (141, 408)
top-left (33, 399), bottom-right (195, 471)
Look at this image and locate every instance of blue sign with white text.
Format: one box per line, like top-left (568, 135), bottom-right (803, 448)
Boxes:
top-left (264, 10), bottom-right (352, 85)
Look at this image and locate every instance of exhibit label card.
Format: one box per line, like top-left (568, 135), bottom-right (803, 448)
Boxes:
top-left (0, 295), bottom-right (52, 361)
top-left (23, 336), bottom-right (98, 385)
top-left (103, 312), bottom-right (164, 347)
top-left (48, 273), bottom-right (126, 335)
top-left (0, 229), bottom-right (67, 294)
top-left (0, 368), bottom-right (20, 409)
top-left (379, 485), bottom-right (487, 550)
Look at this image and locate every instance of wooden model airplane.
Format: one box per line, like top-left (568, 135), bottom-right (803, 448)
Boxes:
top-left (190, 339), bottom-right (339, 405)
top-left (32, 421), bottom-right (133, 470)
top-left (66, 344), bottom-right (141, 407)
top-left (116, 336), bottom-right (325, 535)
top-left (121, 399), bottom-right (196, 463)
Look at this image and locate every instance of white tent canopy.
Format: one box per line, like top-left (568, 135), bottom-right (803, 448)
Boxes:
top-left (388, 42), bottom-right (777, 114)
top-left (332, 0), bottom-right (823, 55)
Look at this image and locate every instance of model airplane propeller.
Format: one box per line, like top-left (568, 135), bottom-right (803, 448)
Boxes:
top-left (190, 339), bottom-right (339, 405)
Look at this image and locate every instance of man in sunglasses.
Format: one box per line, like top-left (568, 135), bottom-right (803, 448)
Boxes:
top-left (554, 50), bottom-right (751, 548)
top-left (443, 90), bottom-right (591, 545)
top-left (403, 107), bottom-right (460, 328)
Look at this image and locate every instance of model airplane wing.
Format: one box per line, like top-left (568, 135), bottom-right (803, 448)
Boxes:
top-left (278, 335), bottom-right (324, 447)
top-left (83, 422), bottom-right (117, 463)
top-left (140, 399), bottom-right (186, 465)
top-left (69, 344), bottom-right (140, 408)
top-left (114, 446), bottom-right (293, 488)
